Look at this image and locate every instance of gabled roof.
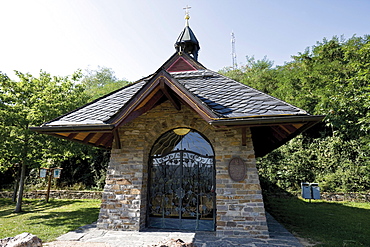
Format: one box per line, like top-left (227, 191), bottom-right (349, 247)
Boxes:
top-left (31, 52), bottom-right (324, 157)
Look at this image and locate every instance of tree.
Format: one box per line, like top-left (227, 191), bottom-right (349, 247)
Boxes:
top-left (274, 35), bottom-right (370, 140)
top-left (258, 35), bottom-right (370, 192)
top-left (0, 70), bottom-right (87, 212)
top-left (219, 56), bottom-right (278, 94)
top-left (221, 35), bottom-right (370, 192)
top-left (82, 66), bottom-right (129, 100)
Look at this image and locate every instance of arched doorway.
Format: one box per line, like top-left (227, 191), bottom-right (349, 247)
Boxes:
top-left (148, 128), bottom-right (216, 231)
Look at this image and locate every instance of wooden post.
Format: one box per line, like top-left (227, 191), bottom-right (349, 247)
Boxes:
top-left (46, 170), bottom-right (52, 203)
top-left (241, 128), bottom-right (247, 146)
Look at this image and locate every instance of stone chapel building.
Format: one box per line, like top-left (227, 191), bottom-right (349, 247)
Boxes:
top-left (31, 15), bottom-right (324, 238)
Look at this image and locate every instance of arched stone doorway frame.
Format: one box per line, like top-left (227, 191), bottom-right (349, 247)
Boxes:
top-left (147, 127), bottom-right (216, 231)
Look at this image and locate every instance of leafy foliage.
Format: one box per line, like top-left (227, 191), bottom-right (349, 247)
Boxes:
top-left (221, 35), bottom-right (370, 192)
top-left (0, 71), bottom-right (87, 170)
top-left (258, 136), bottom-right (370, 192)
top-left (82, 66), bottom-right (129, 100)
top-left (0, 67), bottom-right (131, 198)
top-left (0, 71), bottom-right (91, 211)
top-left (219, 56), bottom-right (278, 94)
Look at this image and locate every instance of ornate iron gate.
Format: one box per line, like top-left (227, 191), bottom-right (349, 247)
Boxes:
top-left (148, 150), bottom-right (215, 231)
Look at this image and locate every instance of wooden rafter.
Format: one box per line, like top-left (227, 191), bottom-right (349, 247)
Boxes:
top-left (271, 126), bottom-right (287, 141)
top-left (160, 79), bottom-right (181, 110)
top-left (67, 133), bottom-right (78, 139)
top-left (95, 133), bottom-right (112, 147)
top-left (101, 135), bottom-right (113, 147)
top-left (118, 90), bottom-right (165, 127)
top-left (280, 124), bottom-right (297, 134)
top-left (83, 133), bottom-right (96, 144)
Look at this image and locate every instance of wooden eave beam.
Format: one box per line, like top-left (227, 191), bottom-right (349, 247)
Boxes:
top-left (271, 126), bottom-right (289, 140)
top-left (95, 133), bottom-right (112, 147)
top-left (279, 124), bottom-right (298, 134)
top-left (113, 129), bottom-right (121, 149)
top-left (67, 133), bottom-right (78, 139)
top-left (241, 127), bottom-right (247, 146)
top-left (45, 132), bottom-right (110, 149)
top-left (163, 75), bottom-right (217, 122)
top-left (29, 125), bottom-right (114, 133)
top-left (83, 133), bottom-right (96, 144)
top-left (210, 115), bottom-right (325, 128)
top-left (160, 79), bottom-right (181, 110)
top-left (117, 90), bottom-right (165, 127)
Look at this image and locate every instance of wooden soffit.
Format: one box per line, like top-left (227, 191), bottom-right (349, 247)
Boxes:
top-left (211, 115), bottom-right (325, 157)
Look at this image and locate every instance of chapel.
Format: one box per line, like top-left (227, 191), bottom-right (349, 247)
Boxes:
top-left (31, 12), bottom-right (324, 237)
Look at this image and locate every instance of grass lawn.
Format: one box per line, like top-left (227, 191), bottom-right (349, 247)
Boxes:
top-left (264, 195), bottom-right (370, 247)
top-left (0, 198), bottom-right (101, 242)
top-left (1, 196), bottom-right (369, 246)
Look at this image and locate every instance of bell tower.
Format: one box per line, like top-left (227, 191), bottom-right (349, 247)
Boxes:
top-left (175, 6), bottom-right (200, 61)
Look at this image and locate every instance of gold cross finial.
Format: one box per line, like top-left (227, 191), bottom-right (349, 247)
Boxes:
top-left (183, 5), bottom-right (191, 26)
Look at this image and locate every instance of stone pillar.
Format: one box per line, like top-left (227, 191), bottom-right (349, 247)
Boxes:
top-left (97, 136), bottom-right (146, 230)
top-left (214, 128), bottom-right (269, 238)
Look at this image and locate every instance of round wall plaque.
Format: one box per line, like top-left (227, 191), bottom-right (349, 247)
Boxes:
top-left (228, 157), bottom-right (246, 182)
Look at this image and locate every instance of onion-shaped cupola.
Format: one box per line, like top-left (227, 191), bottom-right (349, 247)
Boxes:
top-left (175, 7), bottom-right (200, 61)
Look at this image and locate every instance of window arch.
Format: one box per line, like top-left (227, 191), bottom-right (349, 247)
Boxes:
top-left (150, 128), bottom-right (214, 157)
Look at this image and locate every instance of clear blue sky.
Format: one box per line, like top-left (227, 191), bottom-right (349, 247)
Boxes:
top-left (1, 0), bottom-right (369, 81)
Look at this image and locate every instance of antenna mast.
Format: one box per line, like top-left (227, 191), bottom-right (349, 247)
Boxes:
top-left (231, 32), bottom-right (237, 69)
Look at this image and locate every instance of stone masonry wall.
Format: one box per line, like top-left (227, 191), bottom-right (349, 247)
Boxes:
top-left (97, 101), bottom-right (268, 237)
top-left (214, 128), bottom-right (268, 238)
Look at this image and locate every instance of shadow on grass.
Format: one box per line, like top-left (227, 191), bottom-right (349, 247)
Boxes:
top-left (27, 206), bottom-right (99, 232)
top-left (261, 182), bottom-right (370, 247)
top-left (0, 198), bottom-right (88, 217)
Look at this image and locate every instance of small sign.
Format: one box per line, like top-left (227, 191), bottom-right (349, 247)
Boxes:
top-left (39, 168), bottom-right (48, 178)
top-left (53, 168), bottom-right (62, 179)
top-left (228, 157), bottom-right (246, 182)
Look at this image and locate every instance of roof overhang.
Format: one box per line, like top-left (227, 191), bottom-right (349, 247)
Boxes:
top-left (30, 124), bottom-right (117, 149)
top-left (30, 124), bottom-right (115, 133)
top-left (210, 115), bottom-right (325, 127)
top-left (210, 115), bottom-right (325, 157)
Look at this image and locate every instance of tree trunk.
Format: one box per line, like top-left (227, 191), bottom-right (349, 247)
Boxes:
top-left (14, 161), bottom-right (26, 213)
top-left (12, 164), bottom-right (21, 202)
top-left (15, 130), bottom-right (29, 213)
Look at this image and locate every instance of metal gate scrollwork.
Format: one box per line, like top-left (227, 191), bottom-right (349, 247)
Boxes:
top-left (148, 129), bottom-right (215, 231)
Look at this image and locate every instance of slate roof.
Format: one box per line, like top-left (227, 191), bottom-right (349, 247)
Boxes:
top-left (171, 70), bottom-right (307, 119)
top-left (45, 67), bottom-right (309, 127)
top-left (46, 79), bottom-right (148, 126)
